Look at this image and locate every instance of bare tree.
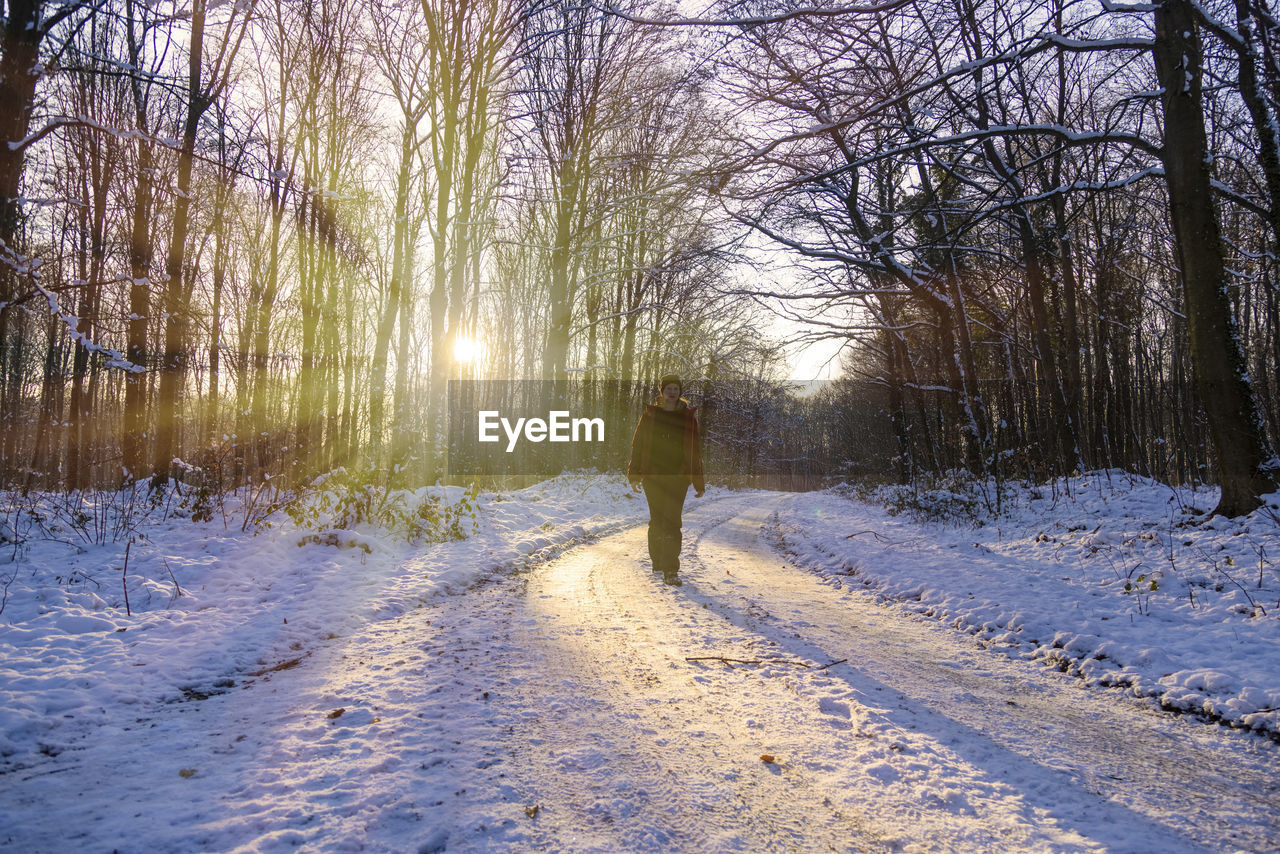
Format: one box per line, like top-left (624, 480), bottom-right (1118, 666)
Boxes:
top-left (151, 0), bottom-right (249, 482)
top-left (414, 0), bottom-right (518, 477)
top-left (1152, 0), bottom-right (1276, 515)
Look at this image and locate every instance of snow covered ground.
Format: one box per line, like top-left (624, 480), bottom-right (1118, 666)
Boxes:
top-left (0, 472), bottom-right (645, 764)
top-left (774, 472), bottom-right (1280, 736)
top-left (0, 471), bottom-right (1278, 851)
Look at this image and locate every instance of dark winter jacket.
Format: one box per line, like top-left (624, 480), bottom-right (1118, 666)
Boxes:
top-left (627, 400), bottom-right (705, 493)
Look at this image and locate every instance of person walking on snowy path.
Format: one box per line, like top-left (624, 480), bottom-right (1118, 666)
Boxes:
top-left (627, 373), bottom-right (705, 585)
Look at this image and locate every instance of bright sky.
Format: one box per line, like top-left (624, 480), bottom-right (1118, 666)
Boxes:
top-left (782, 323), bottom-right (847, 381)
top-left (735, 243), bottom-right (854, 383)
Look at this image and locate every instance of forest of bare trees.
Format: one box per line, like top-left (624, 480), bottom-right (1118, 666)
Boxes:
top-left (1, 0), bottom-right (1277, 515)
top-left (701, 0), bottom-right (1280, 514)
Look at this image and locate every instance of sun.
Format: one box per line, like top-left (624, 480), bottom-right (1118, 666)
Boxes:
top-left (454, 335), bottom-right (486, 365)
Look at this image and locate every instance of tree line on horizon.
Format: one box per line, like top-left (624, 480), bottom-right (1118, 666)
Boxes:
top-left (0, 0), bottom-right (1277, 515)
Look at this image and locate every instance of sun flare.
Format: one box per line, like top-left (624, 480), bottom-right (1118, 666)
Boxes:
top-left (454, 335), bottom-right (486, 365)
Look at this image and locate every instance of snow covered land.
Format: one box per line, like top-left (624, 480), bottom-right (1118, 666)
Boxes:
top-left (1, 471), bottom-right (1278, 852)
top-left (776, 472), bottom-right (1280, 736)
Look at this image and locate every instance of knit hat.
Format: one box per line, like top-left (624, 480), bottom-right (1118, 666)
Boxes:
top-left (658, 373), bottom-right (683, 392)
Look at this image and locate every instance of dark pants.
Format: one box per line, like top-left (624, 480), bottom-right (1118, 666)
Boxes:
top-left (643, 476), bottom-right (689, 577)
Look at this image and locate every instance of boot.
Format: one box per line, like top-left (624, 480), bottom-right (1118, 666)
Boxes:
top-left (648, 528), bottom-right (664, 572)
top-left (664, 535), bottom-right (681, 581)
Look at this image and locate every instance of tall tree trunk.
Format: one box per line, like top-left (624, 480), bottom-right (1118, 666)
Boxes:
top-left (369, 128), bottom-right (413, 463)
top-left (340, 286), bottom-right (355, 469)
top-left (960, 0), bottom-right (1076, 476)
top-left (250, 140), bottom-right (291, 478)
top-left (1153, 0), bottom-right (1277, 515)
top-left (205, 195), bottom-right (226, 453)
top-left (250, 192), bottom-right (285, 478)
top-left (69, 137), bottom-right (109, 489)
top-left (876, 301), bottom-right (913, 483)
top-left (296, 188), bottom-right (321, 479)
top-left (392, 244), bottom-right (415, 476)
top-left (543, 154), bottom-right (576, 385)
top-left (0, 0), bottom-right (48, 482)
top-left (427, 97), bottom-right (458, 480)
top-left (427, 226), bottom-right (449, 479)
top-left (123, 152), bottom-right (152, 482)
top-left (26, 317), bottom-right (60, 490)
top-left (1054, 196), bottom-right (1084, 469)
top-left (1233, 0), bottom-right (1280, 252)
top-left (0, 0), bottom-right (43, 261)
top-left (1052, 0), bottom-right (1084, 472)
top-left (944, 268), bottom-right (990, 473)
top-left (68, 201), bottom-right (91, 490)
top-left (1265, 276), bottom-right (1280, 445)
top-left (0, 319), bottom-right (27, 481)
top-left (1017, 216), bottom-right (1078, 474)
top-left (322, 216), bottom-right (341, 473)
top-left (153, 0), bottom-right (207, 482)
top-left (123, 0), bottom-right (154, 482)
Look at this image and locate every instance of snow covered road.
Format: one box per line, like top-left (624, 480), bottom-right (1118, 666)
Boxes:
top-left (498, 494), bottom-right (1279, 853)
top-left (3, 492), bottom-right (1279, 852)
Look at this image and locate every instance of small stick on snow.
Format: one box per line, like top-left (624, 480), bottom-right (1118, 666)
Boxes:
top-left (685, 656), bottom-right (831, 670)
top-left (845, 530), bottom-right (888, 542)
top-left (163, 556), bottom-right (184, 599)
top-left (121, 540), bottom-right (133, 617)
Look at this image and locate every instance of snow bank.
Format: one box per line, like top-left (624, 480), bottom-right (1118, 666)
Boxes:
top-left (0, 471), bottom-right (649, 765)
top-left (771, 472), bottom-right (1280, 736)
